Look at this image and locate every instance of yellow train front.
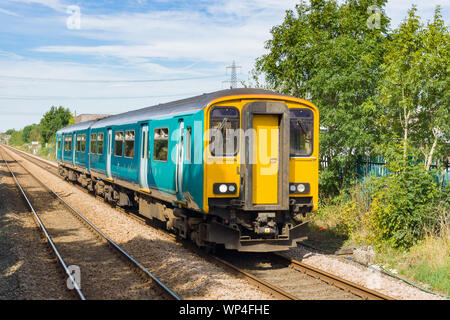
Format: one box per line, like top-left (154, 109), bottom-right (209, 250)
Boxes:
top-left (197, 89), bottom-right (319, 252)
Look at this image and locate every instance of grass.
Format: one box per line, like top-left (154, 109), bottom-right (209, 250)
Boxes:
top-left (374, 232), bottom-right (450, 296)
top-left (309, 183), bottom-right (450, 297)
top-left (13, 142), bottom-right (56, 161)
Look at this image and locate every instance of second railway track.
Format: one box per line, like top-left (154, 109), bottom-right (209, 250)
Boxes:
top-left (0, 146), bottom-right (180, 300)
top-left (3, 145), bottom-right (394, 300)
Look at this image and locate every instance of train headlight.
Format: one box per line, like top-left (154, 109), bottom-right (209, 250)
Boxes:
top-left (289, 183), bottom-right (310, 194)
top-left (213, 183), bottom-right (237, 195)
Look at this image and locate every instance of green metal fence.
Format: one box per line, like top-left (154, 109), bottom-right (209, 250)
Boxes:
top-left (320, 156), bottom-right (449, 187)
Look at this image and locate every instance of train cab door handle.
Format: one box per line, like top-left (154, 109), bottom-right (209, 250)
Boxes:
top-left (270, 158), bottom-right (278, 163)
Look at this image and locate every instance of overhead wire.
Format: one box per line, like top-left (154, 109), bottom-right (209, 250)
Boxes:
top-left (0, 74), bottom-right (223, 83)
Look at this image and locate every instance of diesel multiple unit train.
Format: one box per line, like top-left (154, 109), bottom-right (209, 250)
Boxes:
top-left (56, 88), bottom-right (319, 252)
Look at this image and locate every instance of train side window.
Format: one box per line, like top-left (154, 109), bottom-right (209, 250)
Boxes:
top-left (58, 137), bottom-right (61, 151)
top-left (153, 128), bottom-right (169, 161)
top-left (80, 134), bottom-right (86, 152)
top-left (124, 130), bottom-right (135, 158)
top-left (114, 131), bottom-right (124, 156)
top-left (290, 109), bottom-right (314, 157)
top-left (209, 107), bottom-right (240, 156)
top-left (76, 135), bottom-right (82, 152)
top-left (97, 133), bottom-right (104, 155)
top-left (65, 136), bottom-right (72, 151)
top-left (141, 130), bottom-right (147, 159)
top-left (90, 134), bottom-right (97, 154)
top-left (185, 127), bottom-right (192, 163)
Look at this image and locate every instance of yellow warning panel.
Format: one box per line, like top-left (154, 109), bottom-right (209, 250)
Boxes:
top-left (252, 115), bottom-right (279, 204)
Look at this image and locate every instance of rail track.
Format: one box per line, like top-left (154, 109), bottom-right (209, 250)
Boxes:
top-left (2, 145), bottom-right (394, 300)
top-left (0, 146), bottom-right (180, 300)
top-left (215, 251), bottom-right (393, 300)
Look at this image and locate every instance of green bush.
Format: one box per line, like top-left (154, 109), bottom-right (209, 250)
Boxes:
top-left (9, 130), bottom-right (24, 146)
top-left (369, 165), bottom-right (441, 249)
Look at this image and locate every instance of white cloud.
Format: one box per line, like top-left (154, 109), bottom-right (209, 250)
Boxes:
top-left (0, 51), bottom-right (222, 131)
top-left (31, 2), bottom-right (293, 74)
top-left (386, 1), bottom-right (448, 28)
top-left (0, 7), bottom-right (21, 16)
top-left (8, 0), bottom-right (66, 12)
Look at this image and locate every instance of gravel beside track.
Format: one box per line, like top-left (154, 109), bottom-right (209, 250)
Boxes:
top-left (3, 147), bottom-right (274, 300)
top-left (217, 251), bottom-right (360, 300)
top-left (287, 246), bottom-right (446, 300)
top-left (1, 149), bottom-right (170, 300)
top-left (0, 158), bottom-right (74, 300)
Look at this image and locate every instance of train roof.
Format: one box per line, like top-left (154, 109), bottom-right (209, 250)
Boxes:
top-left (90, 88), bottom-right (289, 128)
top-left (56, 120), bottom-right (98, 134)
top-left (59, 88), bottom-right (289, 132)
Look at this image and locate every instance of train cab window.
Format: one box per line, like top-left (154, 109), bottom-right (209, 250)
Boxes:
top-left (153, 128), bottom-right (169, 161)
top-left (114, 131), bottom-right (124, 156)
top-left (124, 130), bottom-right (135, 158)
top-left (290, 109), bottom-right (313, 157)
top-left (97, 133), bottom-right (104, 155)
top-left (64, 136), bottom-right (72, 151)
top-left (90, 134), bottom-right (97, 154)
top-left (209, 107), bottom-right (240, 156)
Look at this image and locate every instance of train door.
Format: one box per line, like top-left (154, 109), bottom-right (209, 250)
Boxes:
top-left (72, 133), bottom-right (76, 166)
top-left (175, 120), bottom-right (185, 199)
top-left (61, 134), bottom-right (65, 161)
top-left (62, 134), bottom-right (66, 162)
top-left (56, 135), bottom-right (62, 161)
top-left (139, 124), bottom-right (149, 190)
top-left (106, 129), bottom-right (112, 179)
top-left (252, 115), bottom-right (279, 204)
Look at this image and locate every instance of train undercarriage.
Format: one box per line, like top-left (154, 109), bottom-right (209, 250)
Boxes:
top-left (59, 165), bottom-right (311, 252)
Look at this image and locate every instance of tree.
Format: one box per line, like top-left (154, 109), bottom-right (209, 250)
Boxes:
top-left (9, 130), bottom-right (23, 146)
top-left (254, 0), bottom-right (390, 195)
top-left (376, 6), bottom-right (449, 171)
top-left (376, 7), bottom-right (423, 168)
top-left (22, 124), bottom-right (41, 143)
top-left (416, 7), bottom-right (449, 171)
top-left (39, 106), bottom-right (73, 145)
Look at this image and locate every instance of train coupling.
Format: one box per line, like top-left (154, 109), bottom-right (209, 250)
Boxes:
top-left (254, 212), bottom-right (277, 235)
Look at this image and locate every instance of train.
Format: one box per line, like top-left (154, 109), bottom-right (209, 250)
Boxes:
top-left (55, 88), bottom-right (319, 252)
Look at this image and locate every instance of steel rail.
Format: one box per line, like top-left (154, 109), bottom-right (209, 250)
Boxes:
top-left (275, 252), bottom-right (394, 300)
top-left (211, 254), bottom-right (298, 300)
top-left (0, 150), bottom-right (86, 300)
top-left (1, 146), bottom-right (181, 300)
top-left (5, 145), bottom-right (58, 169)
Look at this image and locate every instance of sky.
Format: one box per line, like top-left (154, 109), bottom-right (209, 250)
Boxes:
top-left (0, 0), bottom-right (448, 132)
